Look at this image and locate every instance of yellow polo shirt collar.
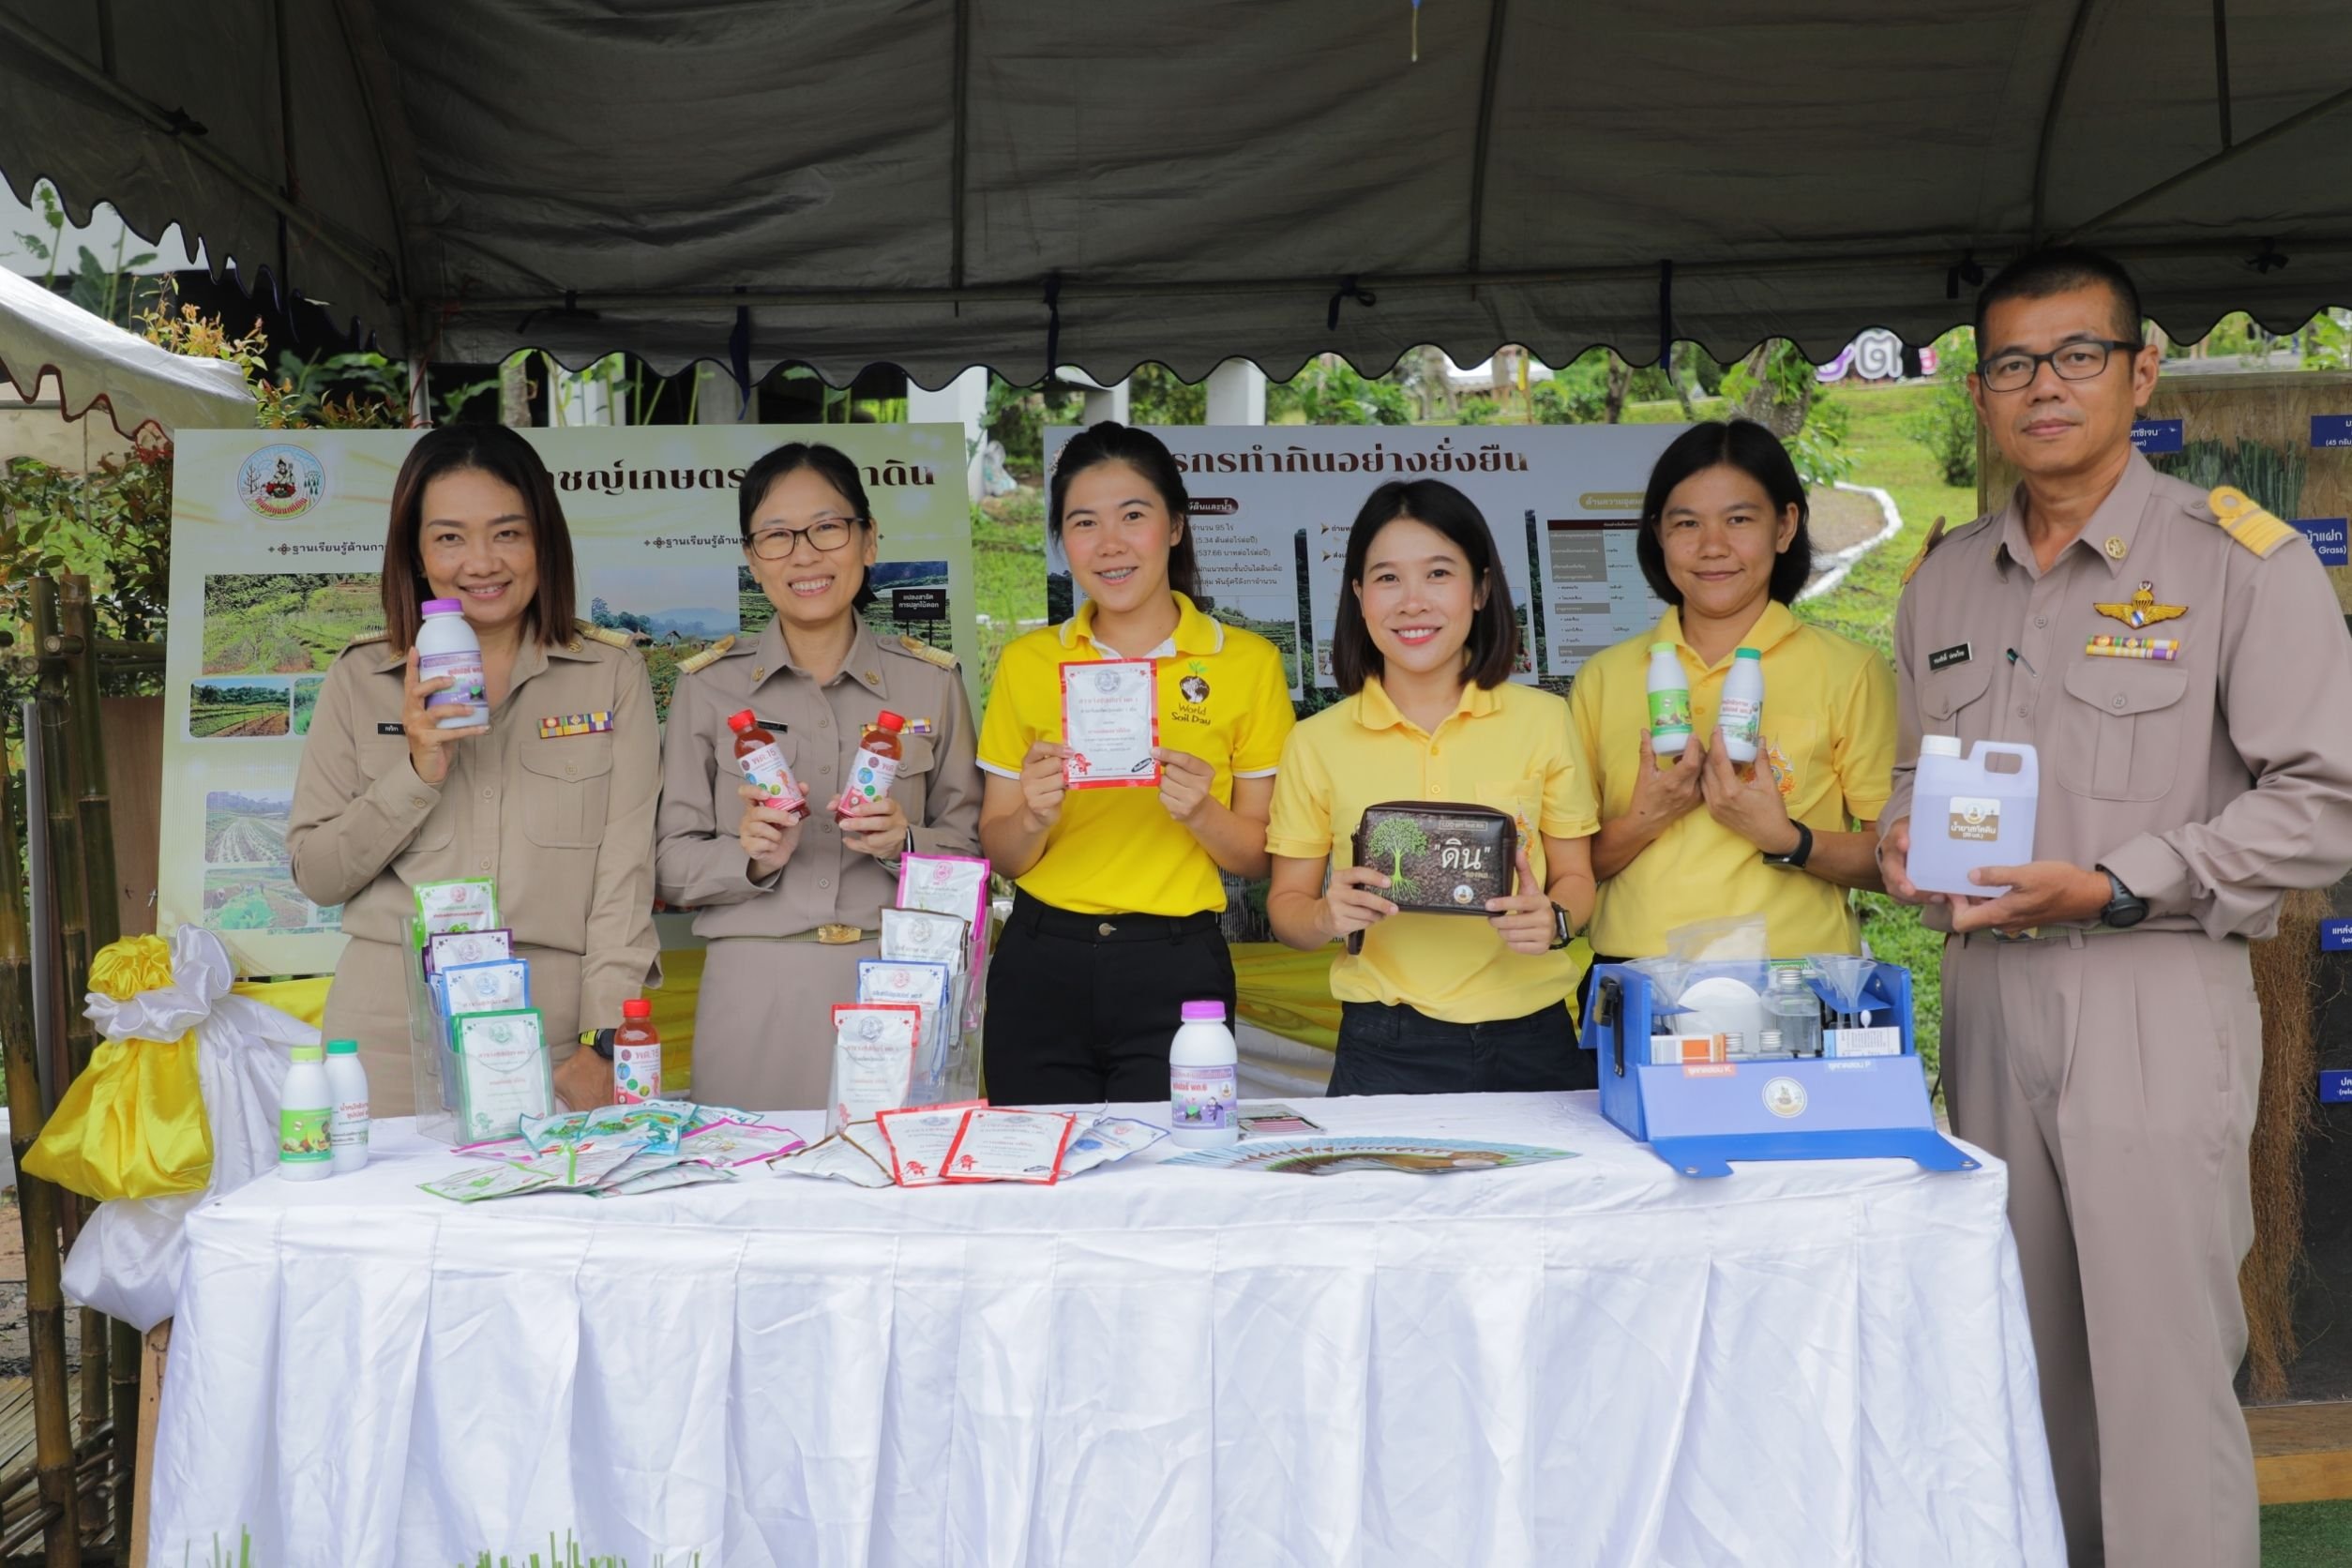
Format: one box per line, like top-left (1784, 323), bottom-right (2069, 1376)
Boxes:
top-left (1058, 592), bottom-right (1227, 658)
top-left (1350, 672), bottom-right (1502, 733)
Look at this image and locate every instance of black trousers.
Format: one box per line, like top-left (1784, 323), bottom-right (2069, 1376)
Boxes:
top-left (983, 888), bottom-right (1237, 1106)
top-left (1328, 997), bottom-right (1597, 1096)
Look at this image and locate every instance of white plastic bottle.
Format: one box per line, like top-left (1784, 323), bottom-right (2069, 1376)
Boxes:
top-left (415, 597), bottom-right (488, 730)
top-left (1169, 1001), bottom-right (1240, 1148)
top-left (279, 1042), bottom-right (336, 1182)
top-left (1718, 646), bottom-right (1764, 763)
top-left (324, 1038), bottom-right (370, 1174)
top-left (1646, 642), bottom-right (1693, 755)
top-left (1907, 734), bottom-right (2041, 897)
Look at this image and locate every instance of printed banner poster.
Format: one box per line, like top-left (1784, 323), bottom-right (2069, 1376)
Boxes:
top-left (1042, 424), bottom-right (1685, 696)
top-left (161, 426), bottom-right (975, 978)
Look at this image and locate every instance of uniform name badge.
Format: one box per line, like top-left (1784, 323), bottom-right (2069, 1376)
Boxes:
top-left (1060, 658), bottom-right (1160, 789)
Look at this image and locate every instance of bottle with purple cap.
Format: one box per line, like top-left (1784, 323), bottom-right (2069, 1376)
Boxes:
top-left (416, 597), bottom-right (489, 730)
top-left (1169, 999), bottom-right (1239, 1148)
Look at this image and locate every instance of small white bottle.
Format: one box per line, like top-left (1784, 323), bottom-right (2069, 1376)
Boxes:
top-left (1765, 967), bottom-right (1823, 1058)
top-left (324, 1038), bottom-right (370, 1174)
top-left (1718, 646), bottom-right (1765, 763)
top-left (279, 1042), bottom-right (336, 1182)
top-left (415, 597), bottom-right (488, 730)
top-left (1169, 1001), bottom-right (1240, 1148)
top-left (1646, 641), bottom-right (1693, 756)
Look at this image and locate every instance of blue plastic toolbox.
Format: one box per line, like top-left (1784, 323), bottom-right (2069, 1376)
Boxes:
top-left (1579, 960), bottom-right (1977, 1179)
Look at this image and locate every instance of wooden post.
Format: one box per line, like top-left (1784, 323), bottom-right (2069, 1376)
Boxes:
top-left (2, 719), bottom-right (83, 1563)
top-left (29, 580), bottom-right (109, 1460)
top-left (59, 578), bottom-right (141, 1538)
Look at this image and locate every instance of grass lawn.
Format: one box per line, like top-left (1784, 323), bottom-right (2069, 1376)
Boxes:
top-left (2265, 1500), bottom-right (2352, 1565)
top-left (972, 488), bottom-right (1047, 713)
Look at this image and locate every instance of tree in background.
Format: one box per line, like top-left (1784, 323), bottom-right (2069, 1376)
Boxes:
top-left (1903, 328), bottom-right (1979, 488)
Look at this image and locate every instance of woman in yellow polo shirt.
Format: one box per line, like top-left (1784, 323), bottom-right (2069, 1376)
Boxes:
top-left (1566, 419), bottom-right (1892, 992)
top-left (977, 422), bottom-right (1294, 1103)
top-left (1266, 478), bottom-right (1598, 1096)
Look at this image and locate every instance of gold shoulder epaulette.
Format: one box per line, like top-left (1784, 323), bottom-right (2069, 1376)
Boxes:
top-left (345, 628), bottom-right (388, 647)
top-left (1900, 516), bottom-right (1950, 587)
top-left (573, 620), bottom-right (643, 651)
top-left (675, 635), bottom-right (737, 676)
top-left (2206, 486), bottom-right (2298, 559)
top-left (894, 634), bottom-right (959, 671)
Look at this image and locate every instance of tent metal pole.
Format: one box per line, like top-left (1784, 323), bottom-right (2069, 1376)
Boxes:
top-left (2211, 0), bottom-right (2233, 148)
top-left (1464, 0), bottom-right (1510, 289)
top-left (2066, 82), bottom-right (2352, 243)
top-left (949, 0), bottom-right (971, 292)
top-left (2030, 0), bottom-right (2102, 245)
top-left (0, 8), bottom-right (396, 300)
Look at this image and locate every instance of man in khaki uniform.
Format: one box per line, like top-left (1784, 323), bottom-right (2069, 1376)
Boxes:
top-left (655, 615), bottom-right (981, 1110)
top-left (1881, 247), bottom-right (2352, 1566)
top-left (290, 620), bottom-right (661, 1112)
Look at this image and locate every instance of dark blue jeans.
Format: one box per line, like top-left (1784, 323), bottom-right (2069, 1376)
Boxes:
top-left (1328, 999), bottom-right (1595, 1096)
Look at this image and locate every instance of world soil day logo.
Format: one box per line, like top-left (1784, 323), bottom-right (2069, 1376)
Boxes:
top-left (237, 444), bottom-right (325, 520)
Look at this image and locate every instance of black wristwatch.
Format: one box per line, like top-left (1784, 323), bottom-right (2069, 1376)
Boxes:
top-left (2094, 865), bottom-right (2148, 928)
top-left (1761, 820), bottom-right (1814, 869)
top-left (580, 1028), bottom-right (616, 1062)
top-left (1547, 902), bottom-right (1575, 951)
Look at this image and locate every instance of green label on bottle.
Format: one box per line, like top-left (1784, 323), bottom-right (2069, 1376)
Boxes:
top-left (1648, 687), bottom-right (1693, 737)
top-left (279, 1107), bottom-right (331, 1164)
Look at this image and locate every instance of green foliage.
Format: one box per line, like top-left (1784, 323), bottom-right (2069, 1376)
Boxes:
top-left (588, 596), bottom-right (656, 638)
top-left (1269, 359), bottom-right (1413, 426)
top-left (1454, 396), bottom-right (1501, 426)
top-left (2302, 309), bottom-right (2352, 369)
top-left (1128, 363), bottom-right (1207, 426)
top-left (1785, 393), bottom-right (1857, 488)
top-left (1901, 329), bottom-right (1980, 488)
top-left (985, 376), bottom-right (1085, 475)
top-left (1530, 364), bottom-right (1606, 424)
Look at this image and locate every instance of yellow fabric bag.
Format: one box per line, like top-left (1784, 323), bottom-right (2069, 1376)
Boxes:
top-left (23, 936), bottom-right (214, 1201)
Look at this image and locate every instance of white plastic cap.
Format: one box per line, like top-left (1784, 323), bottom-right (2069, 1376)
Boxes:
top-left (1919, 734), bottom-right (1963, 758)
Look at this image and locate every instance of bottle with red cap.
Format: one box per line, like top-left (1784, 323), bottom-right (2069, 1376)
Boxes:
top-left (613, 998), bottom-right (661, 1105)
top-left (834, 710), bottom-right (907, 822)
top-left (727, 709), bottom-right (807, 822)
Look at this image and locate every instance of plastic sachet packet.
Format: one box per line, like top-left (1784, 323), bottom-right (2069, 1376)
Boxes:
top-left (415, 878), bottom-right (499, 936)
top-left (773, 1123), bottom-right (896, 1188)
top-left (594, 1163), bottom-right (738, 1199)
top-left (1059, 1115), bottom-right (1167, 1178)
top-left (426, 927), bottom-right (514, 974)
top-left (443, 957), bottom-right (531, 1016)
top-left (420, 1165), bottom-right (556, 1203)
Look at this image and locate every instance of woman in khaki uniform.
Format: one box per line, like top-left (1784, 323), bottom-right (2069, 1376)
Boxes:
top-left (656, 442), bottom-right (981, 1110)
top-left (289, 425), bottom-right (659, 1112)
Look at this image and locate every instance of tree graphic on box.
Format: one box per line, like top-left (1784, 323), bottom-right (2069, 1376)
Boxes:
top-left (1364, 818), bottom-right (1430, 902)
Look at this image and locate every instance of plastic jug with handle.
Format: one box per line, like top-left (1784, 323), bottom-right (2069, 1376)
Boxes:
top-left (1907, 736), bottom-right (2038, 897)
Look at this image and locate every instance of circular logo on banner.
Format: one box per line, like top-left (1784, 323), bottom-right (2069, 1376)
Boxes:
top-left (1093, 669), bottom-right (1123, 695)
top-left (1763, 1076), bottom-right (1809, 1119)
top-left (237, 444), bottom-right (324, 519)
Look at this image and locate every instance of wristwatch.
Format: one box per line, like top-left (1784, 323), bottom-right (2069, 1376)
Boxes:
top-left (1547, 902), bottom-right (1575, 951)
top-left (580, 1028), bottom-right (616, 1062)
top-left (1761, 820), bottom-right (1814, 869)
top-left (2094, 865), bottom-right (2148, 928)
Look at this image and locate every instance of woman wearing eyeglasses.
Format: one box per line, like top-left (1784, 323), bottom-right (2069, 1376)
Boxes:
top-left (655, 442), bottom-right (982, 1110)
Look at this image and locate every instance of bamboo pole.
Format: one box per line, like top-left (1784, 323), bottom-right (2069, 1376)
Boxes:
top-left (2, 716), bottom-right (83, 1564)
top-left (29, 580), bottom-right (107, 1457)
top-left (59, 578), bottom-right (140, 1540)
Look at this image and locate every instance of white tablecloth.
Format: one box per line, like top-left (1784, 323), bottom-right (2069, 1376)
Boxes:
top-left (148, 1093), bottom-right (2064, 1568)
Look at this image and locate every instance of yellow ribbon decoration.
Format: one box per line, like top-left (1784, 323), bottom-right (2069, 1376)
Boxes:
top-left (23, 935), bottom-right (214, 1202)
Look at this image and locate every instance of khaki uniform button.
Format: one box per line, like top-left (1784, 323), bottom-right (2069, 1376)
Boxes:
top-left (565, 762), bottom-right (576, 776)
top-left (2112, 695), bottom-right (2126, 710)
top-left (817, 877), bottom-right (831, 890)
top-left (483, 788), bottom-right (494, 799)
top-left (478, 857), bottom-right (490, 870)
top-left (819, 717), bottom-right (831, 729)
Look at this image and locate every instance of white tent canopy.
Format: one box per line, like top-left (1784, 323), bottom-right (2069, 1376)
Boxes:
top-left (0, 264), bottom-right (252, 437)
top-left (1, 1), bottom-right (2347, 387)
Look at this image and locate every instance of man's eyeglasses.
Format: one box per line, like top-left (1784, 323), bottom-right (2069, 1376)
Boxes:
top-left (746, 519), bottom-right (862, 560)
top-left (1978, 339), bottom-right (2142, 393)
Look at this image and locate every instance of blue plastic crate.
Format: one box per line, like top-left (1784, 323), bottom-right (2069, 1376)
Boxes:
top-left (1579, 960), bottom-right (1976, 1179)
